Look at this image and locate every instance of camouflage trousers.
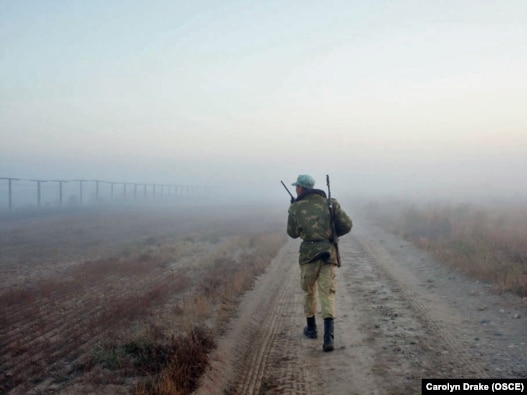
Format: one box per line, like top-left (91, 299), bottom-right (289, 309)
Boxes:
top-left (300, 260), bottom-right (336, 319)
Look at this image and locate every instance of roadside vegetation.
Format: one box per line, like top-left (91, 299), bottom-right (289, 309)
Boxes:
top-left (0, 205), bottom-right (287, 394)
top-left (362, 199), bottom-right (527, 297)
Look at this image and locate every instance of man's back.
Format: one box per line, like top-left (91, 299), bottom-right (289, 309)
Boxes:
top-left (287, 189), bottom-right (332, 241)
top-left (288, 189), bottom-right (352, 240)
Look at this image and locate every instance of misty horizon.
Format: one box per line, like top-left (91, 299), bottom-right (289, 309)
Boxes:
top-left (1, 1), bottom-right (526, 204)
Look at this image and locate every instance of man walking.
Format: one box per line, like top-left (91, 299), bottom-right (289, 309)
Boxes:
top-left (286, 174), bottom-right (352, 352)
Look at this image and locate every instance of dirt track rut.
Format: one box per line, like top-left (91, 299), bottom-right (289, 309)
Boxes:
top-left (195, 221), bottom-right (527, 395)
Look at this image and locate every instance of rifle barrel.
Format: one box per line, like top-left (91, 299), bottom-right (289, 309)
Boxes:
top-left (281, 180), bottom-right (295, 200)
top-left (326, 174), bottom-right (342, 267)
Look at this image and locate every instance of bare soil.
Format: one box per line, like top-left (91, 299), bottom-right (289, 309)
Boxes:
top-left (196, 220), bottom-right (527, 395)
top-left (1, 209), bottom-right (525, 394)
top-left (0, 205), bottom-right (283, 394)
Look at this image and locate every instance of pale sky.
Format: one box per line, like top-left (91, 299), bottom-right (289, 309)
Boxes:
top-left (1, 0), bottom-right (526, 201)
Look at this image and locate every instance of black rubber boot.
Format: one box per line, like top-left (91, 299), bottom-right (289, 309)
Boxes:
top-left (323, 318), bottom-right (334, 352)
top-left (303, 316), bottom-right (318, 339)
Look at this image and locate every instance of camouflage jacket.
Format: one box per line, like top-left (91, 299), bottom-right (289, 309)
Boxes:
top-left (287, 189), bottom-right (352, 265)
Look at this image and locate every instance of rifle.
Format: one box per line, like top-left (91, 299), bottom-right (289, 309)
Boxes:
top-left (280, 180), bottom-right (295, 203)
top-left (326, 175), bottom-right (341, 267)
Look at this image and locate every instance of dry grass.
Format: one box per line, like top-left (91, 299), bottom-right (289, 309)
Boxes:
top-left (0, 204), bottom-right (287, 394)
top-left (363, 200), bottom-right (527, 297)
top-left (136, 231), bottom-right (287, 394)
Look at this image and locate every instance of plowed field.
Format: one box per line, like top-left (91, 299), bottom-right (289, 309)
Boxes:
top-left (1, 206), bottom-right (525, 394)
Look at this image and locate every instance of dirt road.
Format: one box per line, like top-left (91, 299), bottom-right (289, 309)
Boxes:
top-left (195, 221), bottom-right (526, 395)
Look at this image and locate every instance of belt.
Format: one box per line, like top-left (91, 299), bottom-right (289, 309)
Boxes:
top-left (304, 239), bottom-right (329, 245)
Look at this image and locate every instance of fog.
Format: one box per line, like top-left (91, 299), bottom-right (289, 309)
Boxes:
top-left (1, 1), bottom-right (526, 208)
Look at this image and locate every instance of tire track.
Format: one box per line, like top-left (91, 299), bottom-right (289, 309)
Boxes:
top-left (235, 249), bottom-right (297, 394)
top-left (195, 220), bottom-right (527, 395)
top-left (352, 224), bottom-right (491, 378)
top-left (196, 241), bottom-right (312, 395)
